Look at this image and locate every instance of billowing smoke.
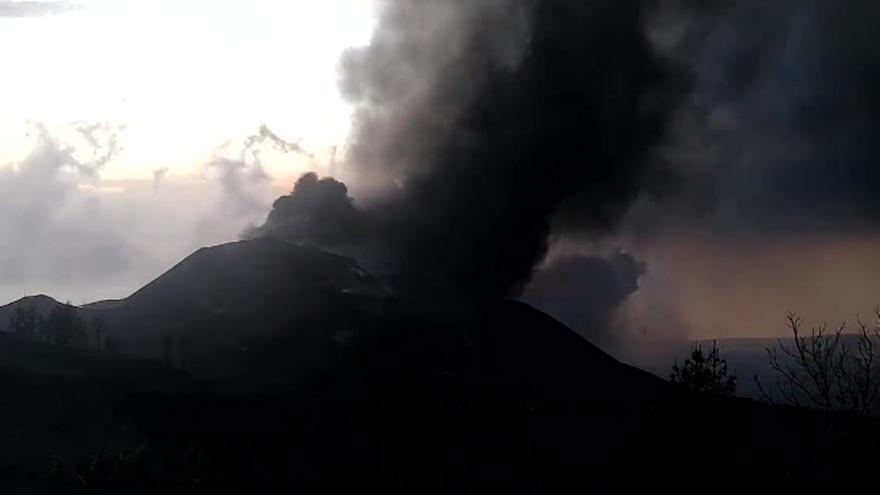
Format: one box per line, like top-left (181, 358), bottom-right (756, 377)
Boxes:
top-left (522, 252), bottom-right (645, 349)
top-left (256, 0), bottom-right (684, 299)
top-left (209, 125), bottom-right (309, 224)
top-left (631, 0), bottom-right (880, 238)
top-left (607, 0), bottom-right (880, 346)
top-left (0, 123), bottom-right (129, 295)
top-left (247, 172), bottom-right (362, 247)
top-left (0, 123), bottom-right (294, 305)
top-left (254, 0), bottom-right (880, 348)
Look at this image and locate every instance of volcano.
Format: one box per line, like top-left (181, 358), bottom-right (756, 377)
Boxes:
top-left (0, 238), bottom-right (877, 492)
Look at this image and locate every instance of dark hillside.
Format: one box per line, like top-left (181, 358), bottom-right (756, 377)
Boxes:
top-left (0, 242), bottom-right (877, 492)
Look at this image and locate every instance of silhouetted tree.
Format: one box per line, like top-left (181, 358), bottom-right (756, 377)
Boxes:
top-left (9, 303), bottom-right (37, 341)
top-left (671, 340), bottom-right (737, 397)
top-left (46, 303), bottom-right (86, 349)
top-left (92, 316), bottom-right (107, 352)
top-left (756, 311), bottom-right (880, 417)
top-left (35, 313), bottom-right (48, 343)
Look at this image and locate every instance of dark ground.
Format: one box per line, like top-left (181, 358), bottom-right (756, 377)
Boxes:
top-left (0, 300), bottom-right (877, 493)
top-left (0, 239), bottom-right (878, 493)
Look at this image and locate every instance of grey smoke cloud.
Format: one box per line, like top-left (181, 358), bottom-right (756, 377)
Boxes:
top-left (522, 252), bottom-right (645, 350)
top-left (0, 123), bottom-right (130, 294)
top-left (632, 0), bottom-right (880, 239)
top-left (602, 0), bottom-right (880, 346)
top-left (253, 0), bottom-right (684, 299)
top-left (0, 124), bottom-right (286, 305)
top-left (208, 125), bottom-right (309, 226)
top-left (5, 0), bottom-right (873, 354)
top-left (252, 0), bottom-right (880, 353)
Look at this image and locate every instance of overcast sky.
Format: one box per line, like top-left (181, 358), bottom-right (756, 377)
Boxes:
top-left (0, 0), bottom-right (375, 304)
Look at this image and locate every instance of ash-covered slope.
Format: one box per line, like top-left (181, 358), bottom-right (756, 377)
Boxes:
top-left (80, 237), bottom-right (391, 388)
top-left (105, 236), bottom-right (388, 337)
top-left (85, 236), bottom-right (648, 394)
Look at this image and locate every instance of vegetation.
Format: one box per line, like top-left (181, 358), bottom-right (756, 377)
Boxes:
top-left (756, 311), bottom-right (880, 417)
top-left (45, 303), bottom-right (86, 349)
top-left (48, 442), bottom-right (208, 491)
top-left (92, 316), bottom-right (108, 352)
top-left (7, 301), bottom-right (93, 350)
top-left (9, 304), bottom-right (41, 341)
top-left (670, 340), bottom-right (737, 397)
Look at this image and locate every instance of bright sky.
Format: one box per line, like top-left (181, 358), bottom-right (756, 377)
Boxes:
top-left (0, 0), bottom-right (378, 304)
top-left (0, 0), bottom-right (377, 182)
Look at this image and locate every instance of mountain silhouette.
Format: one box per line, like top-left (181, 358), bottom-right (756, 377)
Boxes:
top-left (0, 238), bottom-right (878, 492)
top-left (0, 294), bottom-right (65, 323)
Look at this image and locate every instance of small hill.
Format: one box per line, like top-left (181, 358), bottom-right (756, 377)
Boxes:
top-left (116, 236), bottom-right (388, 329)
top-left (0, 294), bottom-right (76, 336)
top-left (73, 237), bottom-right (393, 388)
top-left (0, 238), bottom-right (393, 390)
top-left (0, 294), bottom-right (64, 331)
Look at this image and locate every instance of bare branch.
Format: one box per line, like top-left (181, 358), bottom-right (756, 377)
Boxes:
top-left (763, 311), bottom-right (880, 417)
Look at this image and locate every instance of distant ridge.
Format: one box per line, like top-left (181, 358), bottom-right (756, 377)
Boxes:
top-left (0, 294), bottom-right (65, 333)
top-left (81, 299), bottom-right (125, 310)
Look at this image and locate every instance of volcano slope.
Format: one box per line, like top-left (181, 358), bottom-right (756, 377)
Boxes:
top-left (0, 238), bottom-right (877, 492)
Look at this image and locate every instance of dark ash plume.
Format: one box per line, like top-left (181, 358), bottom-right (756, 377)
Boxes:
top-left (256, 0), bottom-right (684, 298)
top-left (247, 172), bottom-right (362, 247)
top-left (633, 0), bottom-right (880, 238)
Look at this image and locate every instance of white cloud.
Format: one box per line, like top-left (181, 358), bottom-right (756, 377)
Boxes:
top-left (0, 1), bottom-right (77, 17)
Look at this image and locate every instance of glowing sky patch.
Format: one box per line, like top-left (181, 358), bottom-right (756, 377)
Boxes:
top-left (0, 0), bottom-right (376, 182)
top-left (0, 0), bottom-right (378, 304)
